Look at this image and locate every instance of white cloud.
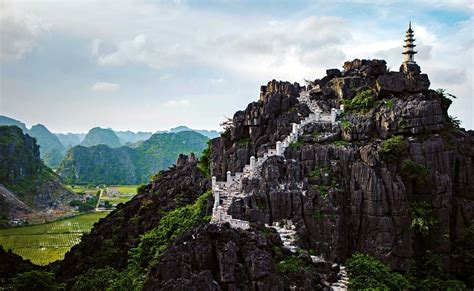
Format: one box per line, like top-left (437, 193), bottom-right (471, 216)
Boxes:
top-left (91, 82), bottom-right (120, 92)
top-left (0, 1), bottom-right (47, 61)
top-left (164, 99), bottom-right (190, 108)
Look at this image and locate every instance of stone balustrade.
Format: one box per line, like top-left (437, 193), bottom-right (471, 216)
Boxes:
top-left (210, 90), bottom-right (341, 230)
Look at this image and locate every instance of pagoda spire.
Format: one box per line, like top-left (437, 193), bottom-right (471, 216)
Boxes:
top-left (402, 21), bottom-right (417, 63)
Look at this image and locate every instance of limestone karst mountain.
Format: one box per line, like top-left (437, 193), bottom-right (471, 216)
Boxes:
top-left (0, 126), bottom-right (79, 225)
top-left (4, 58), bottom-right (471, 290)
top-left (80, 127), bottom-right (122, 148)
top-left (29, 124), bottom-right (66, 169)
top-left (57, 131), bottom-right (209, 185)
top-left (0, 116), bottom-right (67, 169)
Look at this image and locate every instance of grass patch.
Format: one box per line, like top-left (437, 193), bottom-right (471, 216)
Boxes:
top-left (311, 131), bottom-right (320, 138)
top-left (0, 211), bottom-right (109, 265)
top-left (288, 106), bottom-right (297, 113)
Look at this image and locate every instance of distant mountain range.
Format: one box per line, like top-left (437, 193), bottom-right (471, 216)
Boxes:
top-left (57, 131), bottom-right (209, 185)
top-left (0, 115), bottom-right (220, 170)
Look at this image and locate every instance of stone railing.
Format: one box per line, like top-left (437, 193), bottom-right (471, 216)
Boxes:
top-left (210, 90), bottom-right (343, 229)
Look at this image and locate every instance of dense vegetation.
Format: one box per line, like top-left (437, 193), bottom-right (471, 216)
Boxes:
top-left (346, 252), bottom-right (467, 290)
top-left (58, 131), bottom-right (209, 185)
top-left (340, 89), bottom-right (377, 113)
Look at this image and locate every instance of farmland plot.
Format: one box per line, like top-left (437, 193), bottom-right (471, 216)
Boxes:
top-left (0, 211), bottom-right (109, 265)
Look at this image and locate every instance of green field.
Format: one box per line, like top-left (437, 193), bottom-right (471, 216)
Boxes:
top-left (0, 211), bottom-right (109, 265)
top-left (113, 185), bottom-right (139, 194)
top-left (65, 185), bottom-right (99, 195)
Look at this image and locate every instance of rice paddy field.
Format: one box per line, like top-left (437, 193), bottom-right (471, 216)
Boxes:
top-left (0, 211), bottom-right (109, 265)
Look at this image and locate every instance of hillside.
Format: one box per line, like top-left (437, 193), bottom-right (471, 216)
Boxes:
top-left (0, 126), bottom-right (79, 225)
top-left (29, 124), bottom-right (66, 169)
top-left (57, 131), bottom-right (209, 185)
top-left (80, 127), bottom-right (122, 148)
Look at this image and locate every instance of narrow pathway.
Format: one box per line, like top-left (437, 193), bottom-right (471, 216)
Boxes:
top-left (210, 89), bottom-right (348, 289)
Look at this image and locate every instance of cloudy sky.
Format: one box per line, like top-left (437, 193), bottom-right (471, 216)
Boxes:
top-left (1, 0), bottom-right (472, 133)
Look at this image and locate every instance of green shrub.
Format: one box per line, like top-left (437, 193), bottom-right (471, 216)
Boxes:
top-left (346, 252), bottom-right (412, 290)
top-left (340, 119), bottom-right (352, 130)
top-left (407, 250), bottom-right (468, 290)
top-left (130, 190), bottom-right (212, 269)
top-left (71, 267), bottom-right (120, 291)
top-left (448, 115), bottom-right (461, 128)
top-left (410, 201), bottom-right (437, 236)
top-left (311, 131), bottom-right (320, 138)
top-left (276, 256), bottom-right (311, 274)
top-left (400, 160), bottom-right (429, 185)
top-left (309, 166), bottom-right (330, 179)
top-left (289, 139), bottom-right (304, 150)
top-left (136, 184), bottom-right (148, 195)
top-left (386, 99), bottom-right (395, 108)
top-left (197, 140), bottom-right (212, 177)
top-left (341, 89), bottom-right (376, 114)
top-left (10, 270), bottom-right (64, 291)
top-left (379, 135), bottom-right (407, 161)
top-left (288, 106), bottom-right (297, 113)
top-left (317, 185), bottom-right (329, 199)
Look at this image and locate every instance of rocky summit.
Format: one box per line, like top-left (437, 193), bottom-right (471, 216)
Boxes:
top-left (1, 59), bottom-right (473, 290)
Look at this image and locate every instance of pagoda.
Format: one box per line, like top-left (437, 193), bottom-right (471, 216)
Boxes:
top-left (402, 21), bottom-right (417, 64)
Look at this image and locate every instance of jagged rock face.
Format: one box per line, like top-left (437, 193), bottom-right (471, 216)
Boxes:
top-left (145, 224), bottom-right (338, 290)
top-left (56, 155), bottom-right (210, 280)
top-left (210, 59), bottom-right (474, 283)
top-left (0, 126), bottom-right (78, 221)
top-left (212, 80), bottom-right (309, 180)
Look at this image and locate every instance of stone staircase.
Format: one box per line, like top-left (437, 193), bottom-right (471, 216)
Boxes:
top-left (210, 89), bottom-right (348, 289)
top-left (211, 90), bottom-right (337, 228)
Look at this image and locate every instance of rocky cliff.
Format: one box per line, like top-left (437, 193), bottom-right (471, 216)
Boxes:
top-left (210, 59), bottom-right (474, 286)
top-left (0, 126), bottom-right (79, 224)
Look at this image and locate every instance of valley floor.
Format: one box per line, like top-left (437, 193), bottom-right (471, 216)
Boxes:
top-left (0, 211), bottom-right (109, 265)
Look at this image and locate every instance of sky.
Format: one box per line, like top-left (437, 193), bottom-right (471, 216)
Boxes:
top-left (0, 0), bottom-right (473, 133)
